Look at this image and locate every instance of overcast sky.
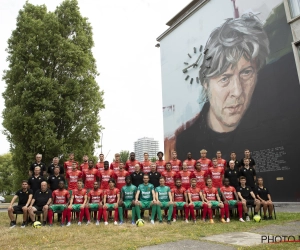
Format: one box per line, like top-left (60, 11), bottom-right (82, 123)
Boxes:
top-left (0, 0), bottom-right (191, 161)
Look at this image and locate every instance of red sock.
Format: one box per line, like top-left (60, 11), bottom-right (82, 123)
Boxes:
top-left (220, 207), bottom-right (225, 219)
top-left (67, 208), bottom-right (72, 222)
top-left (114, 208), bottom-right (119, 222)
top-left (85, 208), bottom-right (91, 221)
top-left (103, 208), bottom-right (108, 222)
top-left (208, 208), bottom-right (213, 219)
top-left (237, 202), bottom-right (243, 219)
top-left (184, 205), bottom-right (189, 220)
top-left (79, 208), bottom-right (85, 222)
top-left (172, 206), bottom-right (177, 219)
top-left (189, 205), bottom-right (195, 220)
top-left (62, 209), bottom-right (67, 223)
top-left (202, 204), bottom-right (208, 219)
top-left (97, 207), bottom-right (103, 221)
top-left (224, 203), bottom-right (229, 218)
top-left (48, 210), bottom-right (53, 224)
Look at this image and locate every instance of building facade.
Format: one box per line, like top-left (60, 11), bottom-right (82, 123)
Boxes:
top-left (134, 137), bottom-right (159, 161)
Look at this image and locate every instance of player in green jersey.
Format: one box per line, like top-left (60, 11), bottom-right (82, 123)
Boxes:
top-left (134, 174), bottom-right (156, 224)
top-left (154, 176), bottom-right (174, 224)
top-left (118, 176), bottom-right (137, 225)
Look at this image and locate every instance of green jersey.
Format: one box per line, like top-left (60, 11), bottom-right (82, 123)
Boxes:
top-left (155, 185), bottom-right (171, 202)
top-left (121, 184), bottom-right (137, 201)
top-left (138, 183), bottom-right (154, 201)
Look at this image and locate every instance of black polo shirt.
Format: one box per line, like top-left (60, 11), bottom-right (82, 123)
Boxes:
top-left (30, 162), bottom-right (46, 175)
top-left (28, 175), bottom-right (46, 194)
top-left (255, 186), bottom-right (270, 201)
top-left (47, 164), bottom-right (64, 176)
top-left (239, 167), bottom-right (256, 188)
top-left (240, 157), bottom-right (256, 168)
top-left (237, 185), bottom-right (253, 200)
top-left (149, 171), bottom-right (161, 188)
top-left (48, 174), bottom-right (65, 191)
top-left (226, 159), bottom-right (240, 169)
top-left (131, 171), bottom-right (144, 188)
top-left (33, 189), bottom-right (52, 207)
top-left (224, 168), bottom-right (240, 188)
top-left (15, 189), bottom-right (33, 206)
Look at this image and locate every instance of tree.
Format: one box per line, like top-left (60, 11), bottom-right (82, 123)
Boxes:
top-left (151, 157), bottom-right (157, 163)
top-left (119, 150), bottom-right (130, 164)
top-left (2, 0), bottom-right (104, 184)
top-left (0, 154), bottom-right (16, 194)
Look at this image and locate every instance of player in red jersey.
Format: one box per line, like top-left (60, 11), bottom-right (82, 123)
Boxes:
top-left (216, 151), bottom-right (226, 169)
top-left (170, 151), bottom-right (182, 172)
top-left (85, 181), bottom-right (104, 225)
top-left (66, 162), bottom-right (83, 191)
top-left (161, 162), bottom-right (178, 189)
top-left (80, 155), bottom-right (89, 173)
top-left (171, 179), bottom-right (189, 222)
top-left (220, 178), bottom-right (244, 222)
top-left (64, 153), bottom-right (79, 174)
top-left (179, 162), bottom-right (196, 190)
top-left (186, 178), bottom-right (207, 223)
top-left (207, 158), bottom-right (224, 189)
top-left (194, 161), bottom-right (208, 190)
top-left (198, 149), bottom-right (212, 172)
top-left (83, 160), bottom-right (100, 191)
top-left (115, 162), bottom-right (130, 190)
top-left (96, 153), bottom-right (105, 171)
top-left (67, 180), bottom-right (87, 226)
top-left (202, 178), bottom-right (225, 223)
top-left (110, 153), bottom-right (121, 173)
top-left (141, 152), bottom-right (152, 173)
top-left (125, 152), bottom-right (141, 174)
top-left (103, 178), bottom-right (120, 225)
top-left (183, 152), bottom-right (196, 172)
top-left (100, 161), bottom-right (116, 190)
top-left (48, 180), bottom-right (70, 226)
top-left (156, 151), bottom-right (166, 174)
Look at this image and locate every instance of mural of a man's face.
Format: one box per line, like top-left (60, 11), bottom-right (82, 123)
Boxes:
top-left (205, 55), bottom-right (257, 133)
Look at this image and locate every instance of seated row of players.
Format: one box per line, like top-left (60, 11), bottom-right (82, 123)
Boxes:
top-left (8, 173), bottom-right (273, 227)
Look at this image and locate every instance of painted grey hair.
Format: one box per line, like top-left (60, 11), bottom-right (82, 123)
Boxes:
top-left (199, 13), bottom-right (270, 103)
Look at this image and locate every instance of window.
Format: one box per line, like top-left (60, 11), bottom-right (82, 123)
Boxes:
top-left (289, 0), bottom-right (300, 18)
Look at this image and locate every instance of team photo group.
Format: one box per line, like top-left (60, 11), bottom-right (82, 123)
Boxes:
top-left (7, 149), bottom-right (274, 228)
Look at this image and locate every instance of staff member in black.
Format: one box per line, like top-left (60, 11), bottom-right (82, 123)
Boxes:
top-left (47, 157), bottom-right (64, 176)
top-left (28, 181), bottom-right (52, 226)
top-left (131, 163), bottom-right (144, 188)
top-left (239, 158), bottom-right (256, 189)
top-left (226, 151), bottom-right (240, 169)
top-left (149, 162), bottom-right (161, 188)
top-left (225, 160), bottom-right (240, 189)
top-left (48, 166), bottom-right (65, 191)
top-left (29, 153), bottom-right (46, 176)
top-left (255, 177), bottom-right (273, 220)
top-left (28, 166), bottom-right (46, 194)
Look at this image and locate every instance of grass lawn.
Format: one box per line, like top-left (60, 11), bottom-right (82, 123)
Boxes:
top-left (0, 212), bottom-right (299, 249)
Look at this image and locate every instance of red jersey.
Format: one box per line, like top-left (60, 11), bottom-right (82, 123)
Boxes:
top-left (197, 158), bottom-right (212, 172)
top-left (110, 161), bottom-right (120, 172)
top-left (178, 171), bottom-right (196, 190)
top-left (83, 168), bottom-right (99, 189)
top-left (88, 189), bottom-right (104, 203)
top-left (217, 158), bottom-right (226, 169)
top-left (194, 170), bottom-right (207, 190)
top-left (125, 160), bottom-right (140, 174)
top-left (52, 189), bottom-right (70, 204)
top-left (64, 160), bottom-right (79, 174)
top-left (115, 170), bottom-right (130, 190)
top-left (220, 186), bottom-right (236, 201)
top-left (161, 170), bottom-right (177, 189)
top-left (207, 167), bottom-right (224, 188)
top-left (203, 186), bottom-right (218, 201)
top-left (80, 162), bottom-right (88, 172)
top-left (66, 170), bottom-right (83, 190)
top-left (96, 161), bottom-right (104, 171)
top-left (187, 187), bottom-right (201, 202)
top-left (172, 187), bottom-right (186, 202)
top-left (105, 188), bottom-right (119, 204)
top-left (100, 169), bottom-right (115, 190)
top-left (183, 159), bottom-right (196, 172)
top-left (156, 160), bottom-right (166, 173)
top-left (141, 160), bottom-right (151, 173)
top-left (170, 159), bottom-right (182, 172)
top-left (72, 188), bottom-right (87, 204)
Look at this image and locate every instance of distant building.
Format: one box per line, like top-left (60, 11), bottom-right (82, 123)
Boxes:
top-left (134, 137), bottom-right (159, 161)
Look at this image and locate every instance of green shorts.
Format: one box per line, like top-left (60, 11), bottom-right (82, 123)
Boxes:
top-left (139, 201), bottom-right (152, 209)
top-left (105, 204), bottom-right (116, 210)
top-left (192, 201), bottom-right (203, 208)
top-left (159, 201), bottom-right (170, 209)
top-left (50, 204), bottom-right (66, 212)
top-left (227, 200), bottom-right (238, 206)
top-left (175, 202), bottom-right (186, 208)
top-left (123, 200), bottom-right (134, 209)
top-left (89, 203), bottom-right (99, 210)
top-left (72, 204), bottom-right (83, 211)
top-left (209, 201), bottom-right (220, 207)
